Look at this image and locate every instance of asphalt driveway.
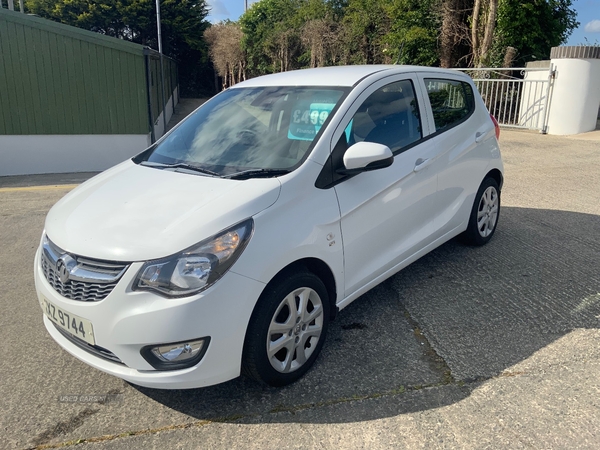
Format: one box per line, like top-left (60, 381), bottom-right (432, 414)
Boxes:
top-left (0, 129), bottom-right (598, 449)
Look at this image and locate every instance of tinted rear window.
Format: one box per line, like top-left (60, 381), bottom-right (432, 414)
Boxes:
top-left (424, 79), bottom-right (475, 132)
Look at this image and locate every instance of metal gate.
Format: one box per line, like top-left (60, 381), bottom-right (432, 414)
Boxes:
top-left (456, 66), bottom-right (555, 132)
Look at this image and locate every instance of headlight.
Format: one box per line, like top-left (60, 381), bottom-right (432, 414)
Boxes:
top-left (134, 219), bottom-right (253, 297)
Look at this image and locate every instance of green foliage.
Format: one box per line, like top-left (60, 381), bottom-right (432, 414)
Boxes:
top-left (214, 0), bottom-right (578, 87)
top-left (238, 0), bottom-right (439, 73)
top-left (337, 0), bottom-right (439, 65)
top-left (492, 0), bottom-right (579, 66)
top-left (341, 0), bottom-right (389, 64)
top-left (240, 0), bottom-right (311, 75)
top-left (25, 0), bottom-right (214, 96)
top-left (381, 0), bottom-right (440, 66)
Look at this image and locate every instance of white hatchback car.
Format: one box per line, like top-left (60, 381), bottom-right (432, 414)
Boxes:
top-left (35, 65), bottom-right (503, 389)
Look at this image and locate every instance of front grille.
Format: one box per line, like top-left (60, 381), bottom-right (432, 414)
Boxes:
top-left (41, 256), bottom-right (121, 301)
top-left (41, 236), bottom-right (130, 302)
top-left (53, 323), bottom-right (125, 365)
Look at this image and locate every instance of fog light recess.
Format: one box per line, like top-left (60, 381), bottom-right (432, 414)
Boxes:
top-left (141, 337), bottom-right (210, 370)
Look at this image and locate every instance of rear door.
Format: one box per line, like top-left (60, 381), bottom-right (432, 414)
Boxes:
top-left (416, 74), bottom-right (496, 234)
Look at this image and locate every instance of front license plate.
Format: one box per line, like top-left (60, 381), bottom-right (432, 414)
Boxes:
top-left (41, 297), bottom-right (95, 345)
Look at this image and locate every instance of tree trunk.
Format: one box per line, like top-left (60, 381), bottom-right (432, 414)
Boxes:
top-left (501, 46), bottom-right (517, 76)
top-left (479, 0), bottom-right (497, 64)
top-left (471, 0), bottom-right (481, 65)
top-left (440, 0), bottom-right (461, 68)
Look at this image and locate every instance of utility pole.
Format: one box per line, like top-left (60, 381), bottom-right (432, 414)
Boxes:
top-left (155, 0), bottom-right (168, 137)
top-left (245, 0), bottom-right (248, 12)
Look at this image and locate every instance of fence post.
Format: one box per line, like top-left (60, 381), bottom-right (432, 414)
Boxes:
top-left (143, 51), bottom-right (156, 144)
top-left (540, 63), bottom-right (555, 134)
top-left (172, 60), bottom-right (176, 115)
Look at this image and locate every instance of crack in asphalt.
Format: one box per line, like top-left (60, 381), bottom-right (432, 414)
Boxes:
top-left (379, 279), bottom-right (455, 385)
top-left (25, 373), bottom-right (530, 450)
top-left (29, 389), bottom-right (124, 448)
top-left (30, 407), bottom-right (100, 448)
top-left (402, 308), bottom-right (455, 385)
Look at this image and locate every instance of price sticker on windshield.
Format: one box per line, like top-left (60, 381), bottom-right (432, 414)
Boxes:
top-left (288, 102), bottom-right (335, 141)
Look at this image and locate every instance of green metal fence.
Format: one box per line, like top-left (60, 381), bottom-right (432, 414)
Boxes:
top-left (145, 48), bottom-right (179, 137)
top-left (0, 8), bottom-right (177, 139)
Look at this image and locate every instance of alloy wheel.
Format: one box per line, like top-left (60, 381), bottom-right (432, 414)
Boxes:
top-left (477, 186), bottom-right (499, 238)
top-left (266, 287), bottom-right (324, 373)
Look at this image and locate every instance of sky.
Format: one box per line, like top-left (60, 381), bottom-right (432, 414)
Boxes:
top-left (206, 0), bottom-right (600, 47)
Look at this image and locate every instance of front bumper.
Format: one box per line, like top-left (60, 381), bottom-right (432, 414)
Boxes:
top-left (35, 248), bottom-right (266, 389)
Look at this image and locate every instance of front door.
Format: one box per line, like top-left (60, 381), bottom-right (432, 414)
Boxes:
top-left (331, 76), bottom-right (442, 297)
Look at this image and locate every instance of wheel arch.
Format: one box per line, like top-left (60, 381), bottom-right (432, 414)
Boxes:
top-left (485, 168), bottom-right (503, 191)
top-left (255, 258), bottom-right (339, 322)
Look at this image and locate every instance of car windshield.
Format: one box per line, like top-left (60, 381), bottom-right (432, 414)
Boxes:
top-left (135, 86), bottom-right (348, 177)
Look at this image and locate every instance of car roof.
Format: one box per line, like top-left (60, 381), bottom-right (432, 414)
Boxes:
top-left (233, 65), bottom-right (466, 88)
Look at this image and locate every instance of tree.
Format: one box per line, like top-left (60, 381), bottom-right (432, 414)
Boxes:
top-left (296, 0), bottom-right (342, 66)
top-left (301, 18), bottom-right (340, 67)
top-left (240, 0), bottom-right (301, 75)
top-left (381, 0), bottom-right (440, 66)
top-left (492, 0), bottom-right (578, 66)
top-left (205, 21), bottom-right (246, 88)
top-left (25, 0), bottom-right (214, 96)
top-left (471, 0), bottom-right (498, 66)
top-left (439, 0), bottom-right (472, 67)
top-left (228, 0), bottom-right (578, 78)
top-left (341, 0), bottom-right (389, 64)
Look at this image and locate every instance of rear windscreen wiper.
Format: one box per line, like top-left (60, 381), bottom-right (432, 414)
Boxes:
top-left (223, 169), bottom-right (290, 180)
top-left (139, 161), bottom-right (221, 177)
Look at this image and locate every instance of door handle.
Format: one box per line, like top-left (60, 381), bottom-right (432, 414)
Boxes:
top-left (475, 131), bottom-right (486, 143)
top-left (413, 158), bottom-right (431, 172)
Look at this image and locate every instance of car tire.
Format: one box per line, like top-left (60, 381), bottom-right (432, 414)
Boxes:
top-left (460, 177), bottom-right (500, 246)
top-left (242, 269), bottom-right (330, 387)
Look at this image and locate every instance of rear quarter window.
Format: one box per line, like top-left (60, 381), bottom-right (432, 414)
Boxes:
top-left (424, 79), bottom-right (475, 132)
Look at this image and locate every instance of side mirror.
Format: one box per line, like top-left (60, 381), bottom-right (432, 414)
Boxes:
top-left (337, 141), bottom-right (394, 175)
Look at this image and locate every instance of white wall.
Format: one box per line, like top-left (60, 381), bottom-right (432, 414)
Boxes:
top-left (546, 58), bottom-right (600, 135)
top-left (0, 134), bottom-right (151, 176)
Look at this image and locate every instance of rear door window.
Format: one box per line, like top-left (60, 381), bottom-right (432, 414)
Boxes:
top-left (424, 79), bottom-right (475, 132)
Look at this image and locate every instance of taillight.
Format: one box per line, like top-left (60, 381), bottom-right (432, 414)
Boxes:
top-left (490, 114), bottom-right (500, 140)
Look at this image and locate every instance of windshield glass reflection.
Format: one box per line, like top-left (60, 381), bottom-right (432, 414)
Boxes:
top-left (138, 86), bottom-right (347, 176)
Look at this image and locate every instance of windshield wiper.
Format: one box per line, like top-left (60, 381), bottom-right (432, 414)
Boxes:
top-left (223, 169), bottom-right (290, 180)
top-left (139, 161), bottom-right (221, 177)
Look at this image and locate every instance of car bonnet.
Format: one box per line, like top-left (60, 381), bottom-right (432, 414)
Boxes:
top-left (44, 160), bottom-right (281, 261)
